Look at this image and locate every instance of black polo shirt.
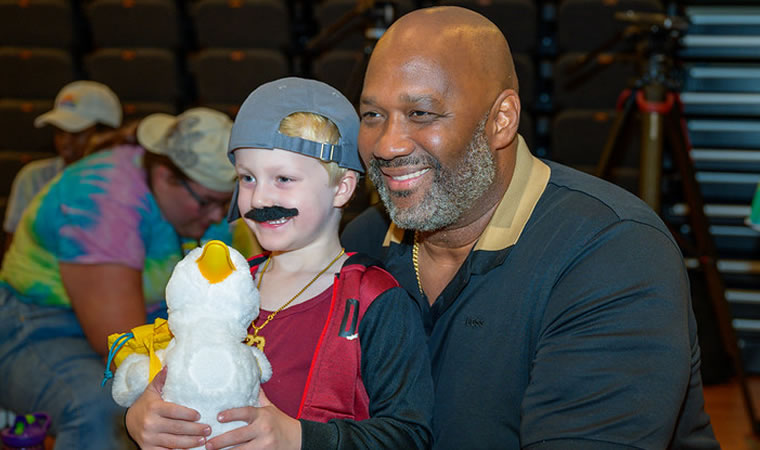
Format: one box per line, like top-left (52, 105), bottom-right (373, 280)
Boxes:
top-left (342, 137), bottom-right (718, 449)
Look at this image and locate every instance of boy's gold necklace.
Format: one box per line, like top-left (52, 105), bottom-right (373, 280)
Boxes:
top-left (244, 248), bottom-right (345, 351)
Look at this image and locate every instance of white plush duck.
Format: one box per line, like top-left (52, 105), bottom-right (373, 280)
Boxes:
top-left (108, 240), bottom-right (271, 445)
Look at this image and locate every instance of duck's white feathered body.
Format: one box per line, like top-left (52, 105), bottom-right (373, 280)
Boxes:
top-left (111, 242), bottom-right (271, 448)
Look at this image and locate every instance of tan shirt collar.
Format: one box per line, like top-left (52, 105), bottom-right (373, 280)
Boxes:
top-left (382, 135), bottom-right (551, 251)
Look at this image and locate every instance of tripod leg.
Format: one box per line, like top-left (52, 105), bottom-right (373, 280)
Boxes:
top-left (639, 85), bottom-right (667, 213)
top-left (665, 98), bottom-right (760, 436)
top-left (595, 88), bottom-right (637, 180)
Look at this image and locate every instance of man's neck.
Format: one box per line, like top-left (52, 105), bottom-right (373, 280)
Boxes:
top-left (416, 185), bottom-right (506, 304)
top-left (415, 139), bottom-right (517, 302)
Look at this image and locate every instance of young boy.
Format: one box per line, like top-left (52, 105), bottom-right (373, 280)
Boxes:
top-left (125, 78), bottom-right (433, 449)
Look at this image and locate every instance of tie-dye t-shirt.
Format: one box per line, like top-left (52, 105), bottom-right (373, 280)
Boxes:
top-left (0, 145), bottom-right (253, 308)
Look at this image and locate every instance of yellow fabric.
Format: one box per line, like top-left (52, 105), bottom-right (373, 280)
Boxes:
top-left (107, 318), bottom-right (172, 382)
top-left (231, 219), bottom-right (262, 258)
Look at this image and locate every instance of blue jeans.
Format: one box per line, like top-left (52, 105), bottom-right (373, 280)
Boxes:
top-left (0, 286), bottom-right (135, 449)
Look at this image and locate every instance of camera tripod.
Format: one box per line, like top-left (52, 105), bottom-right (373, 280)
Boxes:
top-left (586, 11), bottom-right (760, 436)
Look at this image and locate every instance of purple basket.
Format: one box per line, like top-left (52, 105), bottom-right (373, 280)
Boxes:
top-left (0, 412), bottom-right (50, 448)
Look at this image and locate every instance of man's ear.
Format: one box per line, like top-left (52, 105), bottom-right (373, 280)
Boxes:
top-left (488, 89), bottom-right (521, 151)
top-left (333, 170), bottom-right (358, 208)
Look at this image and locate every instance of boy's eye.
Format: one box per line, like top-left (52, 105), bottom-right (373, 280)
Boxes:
top-left (276, 176), bottom-right (293, 183)
top-left (239, 174), bottom-right (255, 184)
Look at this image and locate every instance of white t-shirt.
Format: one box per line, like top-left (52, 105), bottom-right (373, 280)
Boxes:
top-left (3, 156), bottom-right (64, 233)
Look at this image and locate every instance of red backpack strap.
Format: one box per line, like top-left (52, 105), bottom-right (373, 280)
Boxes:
top-left (336, 253), bottom-right (399, 338)
top-left (296, 252), bottom-right (400, 422)
top-left (247, 252), bottom-right (270, 275)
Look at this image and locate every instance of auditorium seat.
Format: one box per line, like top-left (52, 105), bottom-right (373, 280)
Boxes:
top-left (0, 0), bottom-right (74, 48)
top-left (0, 47), bottom-right (75, 98)
top-left (518, 111), bottom-right (534, 151)
top-left (513, 53), bottom-right (534, 110)
top-left (122, 101), bottom-right (178, 122)
top-left (191, 0), bottom-right (289, 49)
top-left (0, 99), bottom-right (54, 152)
top-left (86, 0), bottom-right (181, 49)
top-left (84, 48), bottom-right (181, 104)
top-left (190, 48), bottom-right (289, 107)
top-left (440, 0), bottom-right (536, 53)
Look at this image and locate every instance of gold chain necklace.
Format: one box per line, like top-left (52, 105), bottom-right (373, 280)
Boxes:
top-left (412, 231), bottom-right (423, 295)
top-left (244, 248), bottom-right (345, 351)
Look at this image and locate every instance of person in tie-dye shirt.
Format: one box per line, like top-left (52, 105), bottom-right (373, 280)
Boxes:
top-left (0, 107), bottom-right (258, 449)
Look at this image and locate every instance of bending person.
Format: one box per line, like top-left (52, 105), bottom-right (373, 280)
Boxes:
top-left (0, 107), bottom-right (255, 449)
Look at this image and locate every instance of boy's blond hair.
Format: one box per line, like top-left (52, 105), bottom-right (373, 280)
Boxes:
top-left (278, 112), bottom-right (349, 185)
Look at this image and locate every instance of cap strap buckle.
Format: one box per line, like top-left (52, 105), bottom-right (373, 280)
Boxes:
top-left (319, 142), bottom-right (336, 162)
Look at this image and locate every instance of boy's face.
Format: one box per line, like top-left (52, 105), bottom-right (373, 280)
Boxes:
top-left (234, 148), bottom-right (356, 252)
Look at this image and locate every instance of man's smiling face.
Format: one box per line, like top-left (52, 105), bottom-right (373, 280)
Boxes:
top-left (358, 51), bottom-right (496, 231)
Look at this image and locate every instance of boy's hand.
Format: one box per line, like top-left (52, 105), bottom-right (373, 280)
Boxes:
top-left (126, 366), bottom-right (211, 449)
top-left (206, 390), bottom-right (301, 450)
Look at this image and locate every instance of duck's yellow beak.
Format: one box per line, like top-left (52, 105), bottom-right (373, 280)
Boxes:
top-left (196, 240), bottom-right (235, 284)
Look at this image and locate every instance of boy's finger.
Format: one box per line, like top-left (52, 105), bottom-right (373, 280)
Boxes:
top-left (154, 432), bottom-right (207, 450)
top-left (217, 406), bottom-right (257, 424)
top-left (156, 416), bottom-right (211, 437)
top-left (205, 426), bottom-right (256, 450)
top-left (159, 402), bottom-right (204, 422)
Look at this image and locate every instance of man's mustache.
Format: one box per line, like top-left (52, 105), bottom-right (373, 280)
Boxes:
top-left (371, 155), bottom-right (430, 168)
top-left (244, 206), bottom-right (299, 222)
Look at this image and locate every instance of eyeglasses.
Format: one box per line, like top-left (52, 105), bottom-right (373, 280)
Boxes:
top-left (177, 177), bottom-right (229, 214)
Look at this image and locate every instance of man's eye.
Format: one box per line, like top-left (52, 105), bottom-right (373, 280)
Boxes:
top-left (410, 110), bottom-right (432, 118)
top-left (361, 111), bottom-right (381, 121)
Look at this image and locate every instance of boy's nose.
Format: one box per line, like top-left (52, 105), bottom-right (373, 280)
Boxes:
top-left (250, 184), bottom-right (274, 208)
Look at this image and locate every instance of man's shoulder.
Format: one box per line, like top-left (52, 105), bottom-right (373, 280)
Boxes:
top-left (542, 160), bottom-right (667, 229)
top-left (12, 156), bottom-right (62, 189)
top-left (341, 204), bottom-right (392, 258)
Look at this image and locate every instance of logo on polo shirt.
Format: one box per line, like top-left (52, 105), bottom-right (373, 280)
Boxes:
top-left (465, 317), bottom-right (484, 328)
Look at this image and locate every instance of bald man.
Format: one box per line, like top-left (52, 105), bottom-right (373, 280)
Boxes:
top-left (343, 6), bottom-right (719, 449)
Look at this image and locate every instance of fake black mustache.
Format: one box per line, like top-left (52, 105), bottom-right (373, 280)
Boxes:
top-left (244, 206), bottom-right (299, 222)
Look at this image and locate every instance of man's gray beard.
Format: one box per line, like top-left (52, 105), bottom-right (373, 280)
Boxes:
top-left (368, 115), bottom-right (496, 232)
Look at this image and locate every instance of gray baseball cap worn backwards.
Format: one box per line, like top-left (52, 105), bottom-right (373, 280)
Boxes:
top-left (226, 77), bottom-right (363, 222)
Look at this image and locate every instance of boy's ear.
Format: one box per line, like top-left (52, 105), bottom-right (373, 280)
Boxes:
top-left (333, 170), bottom-right (358, 208)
